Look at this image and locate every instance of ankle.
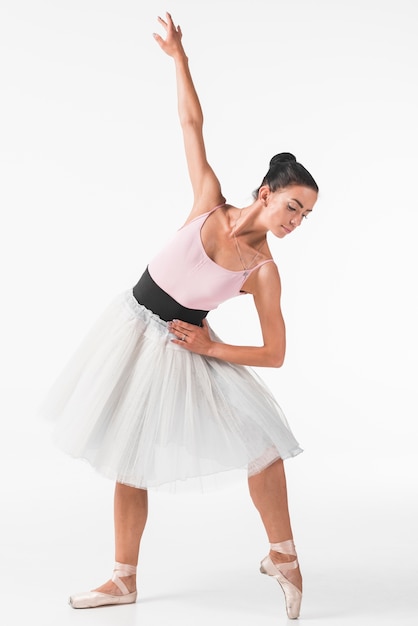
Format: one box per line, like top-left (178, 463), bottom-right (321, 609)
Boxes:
top-left (269, 538), bottom-right (299, 567)
top-left (112, 562), bottom-right (137, 595)
top-left (118, 574), bottom-right (137, 593)
top-left (269, 550), bottom-right (297, 565)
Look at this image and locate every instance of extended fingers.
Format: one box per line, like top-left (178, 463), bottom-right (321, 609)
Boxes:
top-left (158, 13), bottom-right (176, 29)
top-left (157, 12), bottom-right (181, 34)
top-left (165, 12), bottom-right (177, 29)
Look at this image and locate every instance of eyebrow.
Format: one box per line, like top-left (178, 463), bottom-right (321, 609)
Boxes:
top-left (290, 198), bottom-right (313, 212)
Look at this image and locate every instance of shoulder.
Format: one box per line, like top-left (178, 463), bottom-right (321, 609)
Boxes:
top-left (244, 259), bottom-right (281, 298)
top-left (183, 194), bottom-right (227, 225)
top-left (255, 259), bottom-right (281, 287)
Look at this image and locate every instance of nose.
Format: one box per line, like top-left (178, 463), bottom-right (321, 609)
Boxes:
top-left (290, 215), bottom-right (303, 228)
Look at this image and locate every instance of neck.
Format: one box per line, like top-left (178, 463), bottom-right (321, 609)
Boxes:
top-left (230, 201), bottom-right (265, 239)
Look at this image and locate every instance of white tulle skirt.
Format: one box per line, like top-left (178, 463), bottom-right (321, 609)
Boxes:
top-left (40, 289), bottom-right (302, 491)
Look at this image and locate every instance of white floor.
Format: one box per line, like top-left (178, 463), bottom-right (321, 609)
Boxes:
top-left (2, 391), bottom-right (417, 626)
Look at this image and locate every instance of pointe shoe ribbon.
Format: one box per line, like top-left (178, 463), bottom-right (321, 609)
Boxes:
top-left (69, 562), bottom-right (137, 609)
top-left (260, 540), bottom-right (302, 620)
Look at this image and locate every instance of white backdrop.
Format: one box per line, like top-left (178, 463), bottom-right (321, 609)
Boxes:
top-left (1, 1), bottom-right (417, 625)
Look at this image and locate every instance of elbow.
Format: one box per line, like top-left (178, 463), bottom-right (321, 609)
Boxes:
top-left (180, 117), bottom-right (203, 130)
top-left (270, 355), bottom-right (285, 368)
top-left (264, 348), bottom-right (285, 368)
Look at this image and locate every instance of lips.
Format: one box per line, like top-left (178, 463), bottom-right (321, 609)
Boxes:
top-left (282, 225), bottom-right (293, 234)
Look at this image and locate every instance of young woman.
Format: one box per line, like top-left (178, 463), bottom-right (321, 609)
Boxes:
top-left (42, 13), bottom-right (318, 620)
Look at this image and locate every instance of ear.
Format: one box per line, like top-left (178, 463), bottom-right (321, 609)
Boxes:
top-left (258, 185), bottom-right (270, 205)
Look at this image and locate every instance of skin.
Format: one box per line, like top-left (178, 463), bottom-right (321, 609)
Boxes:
top-left (94, 12), bottom-right (317, 598)
top-left (169, 185), bottom-right (316, 367)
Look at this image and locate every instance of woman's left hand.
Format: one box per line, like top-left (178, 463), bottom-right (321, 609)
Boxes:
top-left (169, 318), bottom-right (213, 355)
top-left (153, 12), bottom-right (185, 59)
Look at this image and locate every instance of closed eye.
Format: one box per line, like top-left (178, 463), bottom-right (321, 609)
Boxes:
top-left (288, 203), bottom-right (309, 219)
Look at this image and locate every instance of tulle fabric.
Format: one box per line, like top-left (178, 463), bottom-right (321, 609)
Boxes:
top-left (40, 290), bottom-right (302, 491)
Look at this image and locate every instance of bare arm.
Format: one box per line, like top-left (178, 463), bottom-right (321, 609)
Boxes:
top-left (155, 16), bottom-right (285, 368)
top-left (169, 263), bottom-right (286, 368)
top-left (153, 13), bottom-right (225, 218)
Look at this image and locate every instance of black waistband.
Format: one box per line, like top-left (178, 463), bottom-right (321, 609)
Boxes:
top-left (132, 267), bottom-right (209, 326)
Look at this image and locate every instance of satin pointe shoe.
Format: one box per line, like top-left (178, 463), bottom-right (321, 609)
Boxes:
top-left (69, 562), bottom-right (137, 609)
top-left (260, 539), bottom-right (302, 620)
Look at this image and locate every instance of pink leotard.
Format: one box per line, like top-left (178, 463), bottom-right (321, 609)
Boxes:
top-left (148, 205), bottom-right (275, 311)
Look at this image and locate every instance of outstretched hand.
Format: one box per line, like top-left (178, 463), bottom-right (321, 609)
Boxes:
top-left (153, 12), bottom-right (185, 59)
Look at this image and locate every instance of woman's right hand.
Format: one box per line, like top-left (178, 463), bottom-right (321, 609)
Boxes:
top-left (153, 12), bottom-right (185, 59)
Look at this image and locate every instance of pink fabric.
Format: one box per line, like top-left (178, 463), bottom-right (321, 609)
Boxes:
top-left (148, 205), bottom-right (274, 310)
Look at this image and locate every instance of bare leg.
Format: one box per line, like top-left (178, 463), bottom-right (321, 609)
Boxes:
top-left (248, 459), bottom-right (302, 592)
top-left (95, 482), bottom-right (148, 595)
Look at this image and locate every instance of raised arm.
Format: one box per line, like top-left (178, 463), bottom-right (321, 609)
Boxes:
top-left (153, 13), bottom-right (225, 218)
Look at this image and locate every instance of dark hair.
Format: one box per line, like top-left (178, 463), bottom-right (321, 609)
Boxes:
top-left (253, 152), bottom-right (318, 199)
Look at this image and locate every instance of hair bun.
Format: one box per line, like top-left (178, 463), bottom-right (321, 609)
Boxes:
top-left (269, 153), bottom-right (297, 167)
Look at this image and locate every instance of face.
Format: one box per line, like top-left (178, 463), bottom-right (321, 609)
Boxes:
top-left (261, 185), bottom-right (318, 238)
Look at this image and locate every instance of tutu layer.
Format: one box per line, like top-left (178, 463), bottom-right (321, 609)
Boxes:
top-left (40, 290), bottom-right (302, 490)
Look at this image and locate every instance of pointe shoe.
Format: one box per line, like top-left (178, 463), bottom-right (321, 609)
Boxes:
top-left (260, 539), bottom-right (302, 620)
top-left (69, 562), bottom-right (137, 609)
